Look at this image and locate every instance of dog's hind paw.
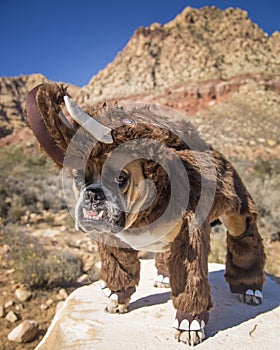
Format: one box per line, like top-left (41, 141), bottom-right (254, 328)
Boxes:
top-left (240, 289), bottom-right (263, 305)
top-left (153, 273), bottom-right (170, 288)
top-left (173, 310), bottom-right (208, 346)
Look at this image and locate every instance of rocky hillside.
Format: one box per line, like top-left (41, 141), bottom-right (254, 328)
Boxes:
top-left (0, 75), bottom-right (50, 137)
top-left (83, 6), bottom-right (280, 103)
top-left (0, 74), bottom-right (80, 139)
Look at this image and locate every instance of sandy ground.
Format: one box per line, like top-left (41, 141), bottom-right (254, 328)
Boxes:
top-left (35, 260), bottom-right (280, 350)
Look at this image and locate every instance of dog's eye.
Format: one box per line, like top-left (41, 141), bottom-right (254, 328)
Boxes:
top-left (115, 170), bottom-right (130, 186)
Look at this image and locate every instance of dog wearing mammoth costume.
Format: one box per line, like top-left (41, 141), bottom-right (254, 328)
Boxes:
top-left (25, 84), bottom-right (265, 346)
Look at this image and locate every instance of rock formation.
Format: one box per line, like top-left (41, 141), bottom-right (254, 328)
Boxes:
top-left (82, 6), bottom-right (280, 104)
top-left (0, 74), bottom-right (80, 138)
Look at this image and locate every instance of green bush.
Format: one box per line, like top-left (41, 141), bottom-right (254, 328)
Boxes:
top-left (13, 241), bottom-right (83, 289)
top-left (1, 226), bottom-right (83, 289)
top-left (0, 145), bottom-right (66, 223)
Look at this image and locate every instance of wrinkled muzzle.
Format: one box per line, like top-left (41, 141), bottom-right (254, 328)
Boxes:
top-left (74, 183), bottom-right (125, 234)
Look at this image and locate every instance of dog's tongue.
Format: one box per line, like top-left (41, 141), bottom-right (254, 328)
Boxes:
top-left (83, 208), bottom-right (98, 218)
top-left (86, 210), bottom-right (97, 216)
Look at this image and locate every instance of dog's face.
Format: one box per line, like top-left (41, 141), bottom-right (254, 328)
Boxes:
top-left (73, 156), bottom-right (159, 235)
top-left (72, 137), bottom-right (175, 244)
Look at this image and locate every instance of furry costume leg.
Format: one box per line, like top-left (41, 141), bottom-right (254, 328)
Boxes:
top-left (213, 155), bottom-right (266, 304)
top-left (168, 214), bottom-right (212, 345)
top-left (154, 252), bottom-right (170, 287)
top-left (224, 218), bottom-right (266, 303)
top-left (98, 243), bottom-right (140, 313)
top-left (217, 167), bottom-right (266, 304)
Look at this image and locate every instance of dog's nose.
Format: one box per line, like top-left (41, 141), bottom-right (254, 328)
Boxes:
top-left (84, 184), bottom-right (106, 202)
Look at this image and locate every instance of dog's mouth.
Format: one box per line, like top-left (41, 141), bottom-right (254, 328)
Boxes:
top-left (76, 201), bottom-right (125, 234)
top-left (82, 208), bottom-right (105, 221)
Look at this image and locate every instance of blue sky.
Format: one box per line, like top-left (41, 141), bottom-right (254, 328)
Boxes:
top-left (1, 0), bottom-right (279, 87)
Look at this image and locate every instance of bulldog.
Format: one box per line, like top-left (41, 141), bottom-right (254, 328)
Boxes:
top-left (25, 84), bottom-right (266, 346)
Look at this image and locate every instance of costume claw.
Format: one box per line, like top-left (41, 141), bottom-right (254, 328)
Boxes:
top-left (176, 329), bottom-right (205, 346)
top-left (155, 274), bottom-right (164, 283)
top-left (163, 276), bottom-right (170, 284)
top-left (179, 319), bottom-right (190, 331)
top-left (190, 320), bottom-right (201, 331)
top-left (103, 287), bottom-right (112, 298)
top-left (109, 293), bottom-right (118, 301)
top-left (154, 273), bottom-right (170, 288)
top-left (173, 319), bottom-right (179, 329)
top-left (173, 311), bottom-right (207, 345)
top-left (240, 289), bottom-right (263, 305)
top-left (254, 290), bottom-right (263, 299)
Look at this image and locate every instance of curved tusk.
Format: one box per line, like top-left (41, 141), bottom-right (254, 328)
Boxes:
top-left (64, 96), bottom-right (113, 144)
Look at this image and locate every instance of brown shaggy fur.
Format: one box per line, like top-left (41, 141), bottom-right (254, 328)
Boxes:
top-left (98, 243), bottom-right (140, 291)
top-left (25, 84), bottom-right (266, 326)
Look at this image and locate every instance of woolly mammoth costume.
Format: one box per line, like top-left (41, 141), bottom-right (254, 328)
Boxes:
top-left (25, 84), bottom-right (265, 346)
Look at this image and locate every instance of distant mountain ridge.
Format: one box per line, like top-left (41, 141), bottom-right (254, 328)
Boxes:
top-left (82, 6), bottom-right (280, 104)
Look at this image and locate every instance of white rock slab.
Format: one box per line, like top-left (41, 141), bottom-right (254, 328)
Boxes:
top-left (35, 260), bottom-right (280, 350)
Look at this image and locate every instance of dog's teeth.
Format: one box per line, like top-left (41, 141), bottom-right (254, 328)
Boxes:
top-left (98, 210), bottom-right (104, 219)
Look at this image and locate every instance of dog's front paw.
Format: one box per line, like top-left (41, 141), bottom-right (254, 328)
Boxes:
top-left (105, 299), bottom-right (129, 314)
top-left (173, 311), bottom-right (208, 346)
top-left (100, 280), bottom-right (136, 314)
top-left (174, 329), bottom-right (205, 346)
top-left (239, 289), bottom-right (263, 305)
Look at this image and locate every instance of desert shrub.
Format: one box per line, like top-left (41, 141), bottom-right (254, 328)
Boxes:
top-left (10, 237), bottom-right (82, 289)
top-left (2, 226), bottom-right (83, 289)
top-left (253, 158), bottom-right (280, 178)
top-left (0, 145), bottom-right (66, 223)
top-left (45, 251), bottom-right (83, 288)
top-left (15, 246), bottom-right (49, 288)
top-left (14, 244), bottom-right (83, 289)
top-left (14, 245), bottom-right (82, 289)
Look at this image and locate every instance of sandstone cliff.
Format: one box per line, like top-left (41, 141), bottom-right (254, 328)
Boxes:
top-left (0, 74), bottom-right (50, 137)
top-left (82, 6), bottom-right (280, 104)
top-left (0, 74), bottom-right (80, 138)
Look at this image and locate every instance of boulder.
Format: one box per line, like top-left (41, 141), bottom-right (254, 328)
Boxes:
top-left (5, 311), bottom-right (18, 323)
top-left (35, 260), bottom-right (280, 350)
top-left (8, 320), bottom-right (39, 343)
top-left (15, 287), bottom-right (32, 302)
